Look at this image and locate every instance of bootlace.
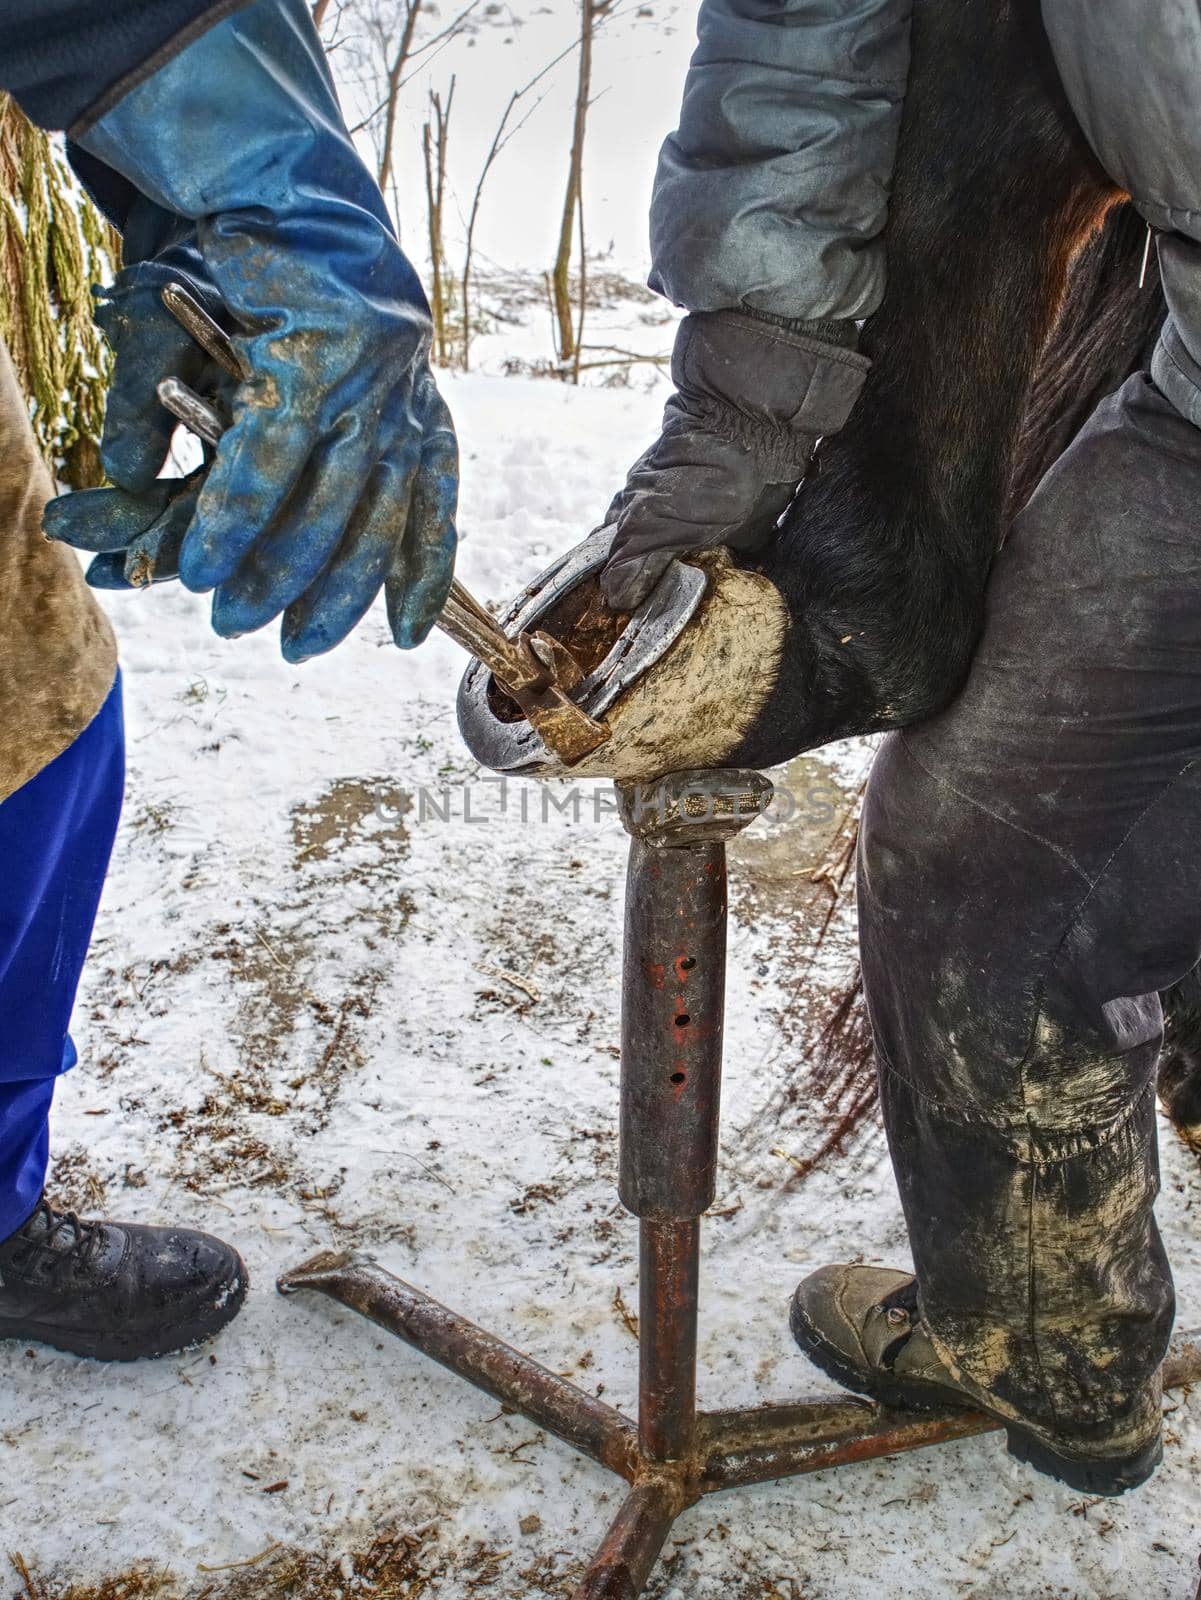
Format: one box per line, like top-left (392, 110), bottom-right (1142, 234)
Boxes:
top-left (29, 1200), bottom-right (106, 1269)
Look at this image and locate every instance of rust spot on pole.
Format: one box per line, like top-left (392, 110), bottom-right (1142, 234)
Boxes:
top-left (618, 835), bottom-right (726, 1221)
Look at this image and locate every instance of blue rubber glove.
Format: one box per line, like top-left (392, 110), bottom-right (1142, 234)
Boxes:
top-left (43, 0), bottom-right (457, 660)
top-left (53, 203), bottom-right (227, 593)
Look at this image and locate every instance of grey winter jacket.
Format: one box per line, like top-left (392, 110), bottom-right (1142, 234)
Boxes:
top-left (649, 0), bottom-right (913, 322)
top-left (652, 0), bottom-right (1201, 425)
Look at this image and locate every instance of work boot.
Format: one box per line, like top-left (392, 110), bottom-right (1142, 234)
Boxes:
top-left (0, 1197), bottom-right (248, 1360)
top-left (790, 1265), bottom-right (1163, 1496)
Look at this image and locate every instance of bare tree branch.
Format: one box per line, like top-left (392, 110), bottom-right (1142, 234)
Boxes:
top-left (458, 35), bottom-right (585, 368)
top-left (553, 0), bottom-right (619, 371)
top-left (376, 0), bottom-right (425, 195)
top-left (406, 0), bottom-right (484, 65)
top-left (572, 168), bottom-right (587, 382)
top-left (348, 0), bottom-right (481, 134)
top-left (423, 78), bottom-right (456, 366)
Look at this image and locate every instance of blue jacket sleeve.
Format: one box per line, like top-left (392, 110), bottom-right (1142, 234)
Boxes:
top-left (0, 0), bottom-right (245, 132)
top-left (1041, 0), bottom-right (1201, 430)
top-left (649, 0), bottom-right (913, 322)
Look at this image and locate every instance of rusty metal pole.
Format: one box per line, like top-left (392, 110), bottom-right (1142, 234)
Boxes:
top-left (572, 1478), bottom-right (686, 1600)
top-left (619, 773), bottom-right (773, 1466)
top-left (278, 1252), bottom-right (639, 1475)
top-left (618, 823), bottom-right (727, 1461)
top-left (638, 1221), bottom-right (701, 1461)
top-left (572, 771), bottom-right (774, 1599)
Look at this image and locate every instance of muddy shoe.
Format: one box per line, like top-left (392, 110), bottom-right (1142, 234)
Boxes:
top-left (0, 1197), bottom-right (248, 1360)
top-left (790, 1264), bottom-right (1162, 1496)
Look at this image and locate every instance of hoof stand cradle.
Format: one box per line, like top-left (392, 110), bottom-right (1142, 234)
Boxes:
top-left (281, 538), bottom-right (1198, 1599)
top-left (280, 764), bottom-right (1201, 1598)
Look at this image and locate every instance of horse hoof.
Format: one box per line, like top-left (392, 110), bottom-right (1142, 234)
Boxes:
top-left (455, 529), bottom-right (786, 782)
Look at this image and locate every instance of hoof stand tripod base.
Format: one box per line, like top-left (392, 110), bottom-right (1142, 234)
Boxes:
top-left (279, 768), bottom-right (1201, 1600)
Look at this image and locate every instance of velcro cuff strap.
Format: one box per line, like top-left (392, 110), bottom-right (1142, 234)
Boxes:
top-left (673, 310), bottom-right (871, 450)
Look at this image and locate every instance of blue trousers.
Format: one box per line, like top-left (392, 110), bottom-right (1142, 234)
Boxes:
top-left (0, 674), bottom-right (124, 1240)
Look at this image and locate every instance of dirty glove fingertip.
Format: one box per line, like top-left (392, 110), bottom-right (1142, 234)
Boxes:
top-left (43, 484), bottom-right (174, 553)
top-left (389, 541), bottom-right (455, 649)
top-left (85, 552), bottom-right (135, 590)
top-left (279, 633), bottom-right (316, 666)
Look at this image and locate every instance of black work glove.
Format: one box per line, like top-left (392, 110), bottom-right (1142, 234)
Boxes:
top-left (599, 311), bottom-right (870, 611)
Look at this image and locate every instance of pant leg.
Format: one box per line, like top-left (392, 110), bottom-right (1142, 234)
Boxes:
top-left (0, 676), bottom-right (124, 1238)
top-left (858, 371), bottom-right (1201, 1453)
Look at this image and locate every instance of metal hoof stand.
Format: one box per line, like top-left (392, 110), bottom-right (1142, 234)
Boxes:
top-left (279, 768), bottom-right (1201, 1600)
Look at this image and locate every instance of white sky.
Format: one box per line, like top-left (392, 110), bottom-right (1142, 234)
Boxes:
top-left (332, 0), bottom-right (698, 281)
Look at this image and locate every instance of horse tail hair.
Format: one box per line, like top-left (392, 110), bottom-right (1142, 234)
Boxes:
top-left (1007, 200), bottom-right (1167, 522)
top-left (1160, 971), bottom-right (1201, 1154)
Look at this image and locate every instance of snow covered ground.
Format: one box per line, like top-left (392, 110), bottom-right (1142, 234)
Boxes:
top-left (4, 370), bottom-right (1201, 1599)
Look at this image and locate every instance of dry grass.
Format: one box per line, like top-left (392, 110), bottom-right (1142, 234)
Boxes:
top-left (9, 1531), bottom-right (443, 1600)
top-left (86, 775), bottom-right (414, 1209)
top-left (9, 1526), bottom-right (602, 1600)
top-left (9, 1554), bottom-right (174, 1600)
top-left (46, 1145), bottom-right (110, 1214)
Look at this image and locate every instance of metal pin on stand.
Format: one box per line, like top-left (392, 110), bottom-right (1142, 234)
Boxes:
top-left (280, 767), bottom-right (1201, 1599)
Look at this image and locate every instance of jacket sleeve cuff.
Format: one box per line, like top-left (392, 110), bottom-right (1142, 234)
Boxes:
top-left (70, 0), bottom-right (254, 138)
top-left (0, 0), bottom-right (250, 134)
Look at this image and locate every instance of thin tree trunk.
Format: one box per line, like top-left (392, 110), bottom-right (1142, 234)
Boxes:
top-left (311, 0), bottom-right (334, 31)
top-left (462, 99), bottom-right (516, 371)
top-left (572, 175), bottom-right (587, 383)
top-left (377, 0), bottom-right (424, 197)
top-left (552, 0), bottom-right (598, 368)
top-left (459, 35), bottom-right (582, 370)
top-left (422, 80), bottom-right (454, 366)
